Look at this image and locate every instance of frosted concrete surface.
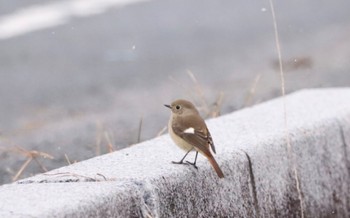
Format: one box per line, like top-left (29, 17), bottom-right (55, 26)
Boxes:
top-left (0, 88), bottom-right (350, 217)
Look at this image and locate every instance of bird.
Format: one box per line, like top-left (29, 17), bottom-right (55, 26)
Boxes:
top-left (164, 99), bottom-right (224, 178)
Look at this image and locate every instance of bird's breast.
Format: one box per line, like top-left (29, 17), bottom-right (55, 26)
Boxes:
top-left (168, 118), bottom-right (194, 151)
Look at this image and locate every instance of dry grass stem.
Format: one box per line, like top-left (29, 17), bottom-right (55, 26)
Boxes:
top-left (143, 203), bottom-right (155, 218)
top-left (137, 116), bottom-right (143, 143)
top-left (0, 139), bottom-right (54, 181)
top-left (96, 173), bottom-right (107, 181)
top-left (64, 153), bottom-right (72, 165)
top-left (169, 75), bottom-right (192, 96)
top-left (244, 74), bottom-right (262, 106)
top-left (95, 121), bottom-right (116, 154)
top-left (13, 157), bottom-right (32, 181)
top-left (209, 91), bottom-right (224, 118)
top-left (104, 131), bottom-right (114, 153)
top-left (33, 157), bottom-right (48, 172)
top-left (187, 70), bottom-right (209, 115)
top-left (186, 71), bottom-right (225, 118)
top-left (10, 146), bottom-right (54, 181)
top-left (157, 126), bottom-right (168, 137)
top-left (170, 71), bottom-right (225, 120)
top-left (269, 0), bottom-right (305, 217)
top-left (43, 172), bottom-right (115, 182)
top-left (95, 121), bottom-right (103, 156)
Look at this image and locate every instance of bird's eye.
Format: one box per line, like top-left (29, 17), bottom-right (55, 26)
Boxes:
top-left (175, 105), bottom-right (181, 110)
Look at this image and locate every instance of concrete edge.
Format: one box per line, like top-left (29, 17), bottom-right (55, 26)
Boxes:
top-left (0, 88), bottom-right (349, 217)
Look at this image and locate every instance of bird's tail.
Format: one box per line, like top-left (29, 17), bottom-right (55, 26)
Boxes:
top-left (207, 156), bottom-right (224, 178)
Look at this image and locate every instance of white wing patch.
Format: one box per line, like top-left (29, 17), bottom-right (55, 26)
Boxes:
top-left (184, 127), bottom-right (195, 134)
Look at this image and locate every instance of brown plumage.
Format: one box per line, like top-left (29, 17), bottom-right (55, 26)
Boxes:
top-left (165, 99), bottom-right (224, 178)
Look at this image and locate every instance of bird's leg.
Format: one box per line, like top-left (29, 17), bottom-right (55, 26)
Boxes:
top-left (186, 151), bottom-right (198, 170)
top-left (172, 148), bottom-right (193, 165)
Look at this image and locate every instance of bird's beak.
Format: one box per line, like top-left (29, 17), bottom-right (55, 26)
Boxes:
top-left (164, 104), bottom-right (172, 109)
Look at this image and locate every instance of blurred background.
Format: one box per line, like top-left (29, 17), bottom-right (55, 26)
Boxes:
top-left (0, 0), bottom-right (349, 184)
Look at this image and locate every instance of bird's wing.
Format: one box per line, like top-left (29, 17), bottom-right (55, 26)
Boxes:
top-left (206, 128), bottom-right (216, 154)
top-left (172, 115), bottom-right (214, 156)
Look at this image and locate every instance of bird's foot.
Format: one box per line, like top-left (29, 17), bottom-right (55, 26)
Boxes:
top-left (171, 160), bottom-right (188, 165)
top-left (186, 161), bottom-right (198, 170)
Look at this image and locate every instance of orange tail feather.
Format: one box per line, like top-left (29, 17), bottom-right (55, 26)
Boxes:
top-left (207, 156), bottom-right (224, 178)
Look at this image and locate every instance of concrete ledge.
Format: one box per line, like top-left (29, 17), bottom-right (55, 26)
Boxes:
top-left (0, 88), bottom-right (350, 217)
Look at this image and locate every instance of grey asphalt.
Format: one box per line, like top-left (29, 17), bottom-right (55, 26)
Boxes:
top-left (0, 0), bottom-right (350, 184)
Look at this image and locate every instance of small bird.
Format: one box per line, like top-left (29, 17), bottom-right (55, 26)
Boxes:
top-left (165, 99), bottom-right (224, 178)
